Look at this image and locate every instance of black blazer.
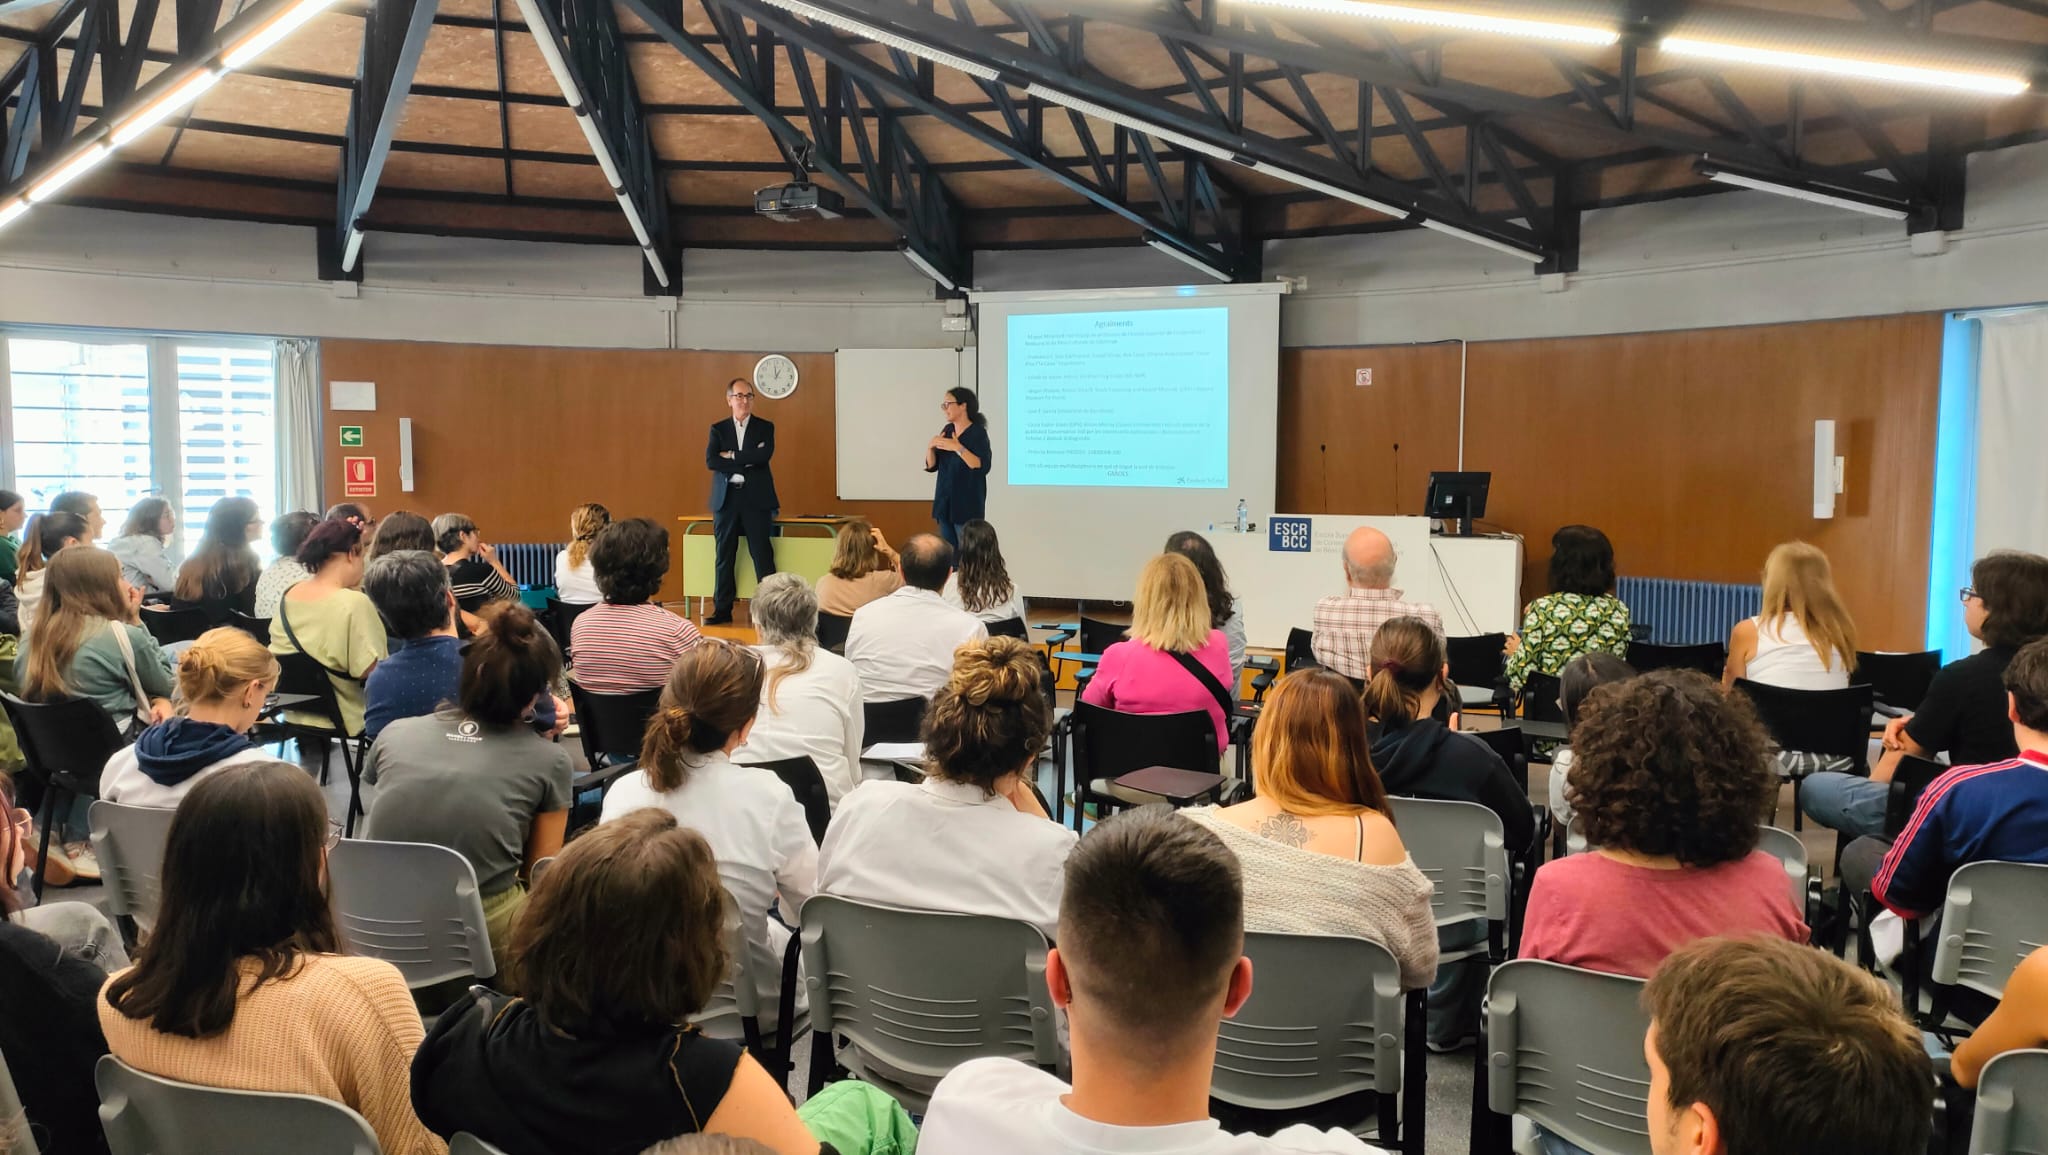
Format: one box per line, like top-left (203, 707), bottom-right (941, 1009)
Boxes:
top-left (706, 416), bottom-right (778, 513)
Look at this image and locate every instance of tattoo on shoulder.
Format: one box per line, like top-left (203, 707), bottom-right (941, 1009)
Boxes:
top-left (1257, 811), bottom-right (1311, 848)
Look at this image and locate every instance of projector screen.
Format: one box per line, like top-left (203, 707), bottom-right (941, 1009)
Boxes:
top-left (972, 284), bottom-right (1285, 601)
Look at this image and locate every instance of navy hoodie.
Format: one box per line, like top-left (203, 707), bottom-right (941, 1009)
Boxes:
top-left (131, 718), bottom-right (255, 787)
top-left (1369, 716), bottom-right (1538, 853)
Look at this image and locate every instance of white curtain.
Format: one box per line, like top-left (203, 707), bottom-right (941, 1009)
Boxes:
top-left (274, 338), bottom-right (323, 514)
top-left (1976, 312), bottom-right (2048, 558)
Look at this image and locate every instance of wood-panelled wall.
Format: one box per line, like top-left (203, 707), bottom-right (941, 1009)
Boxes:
top-left (1278, 315), bottom-right (1944, 649)
top-left (320, 342), bottom-right (935, 603)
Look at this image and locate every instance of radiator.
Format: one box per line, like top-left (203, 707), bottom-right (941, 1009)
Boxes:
top-left (1616, 576), bottom-right (1761, 646)
top-left (495, 542), bottom-right (564, 590)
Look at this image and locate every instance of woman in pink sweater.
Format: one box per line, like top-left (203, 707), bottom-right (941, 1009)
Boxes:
top-left (1519, 669), bottom-right (1807, 979)
top-left (1080, 553), bottom-right (1233, 750)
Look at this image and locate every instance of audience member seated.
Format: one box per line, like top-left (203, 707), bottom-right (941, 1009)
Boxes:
top-left (108, 496), bottom-right (177, 596)
top-left (361, 550), bottom-right (463, 738)
top-left (410, 809), bottom-right (821, 1155)
top-left (434, 513), bottom-right (519, 614)
top-left (254, 511), bottom-right (318, 619)
top-left (821, 637), bottom-right (1074, 939)
top-left (16, 509), bottom-right (89, 636)
top-left (553, 501), bottom-right (610, 604)
top-left (642, 1138), bottom-right (778, 1155)
top-left (600, 639), bottom-right (817, 1026)
top-left (1504, 525), bottom-right (1630, 692)
top-left (1166, 529), bottom-right (1247, 684)
top-left (844, 533), bottom-right (985, 705)
top-left (271, 519), bottom-right (386, 737)
top-left (814, 517), bottom-right (901, 617)
top-left (0, 487), bottom-right (23, 585)
top-left (1643, 936), bottom-right (1932, 1155)
top-left (918, 807), bottom-right (1376, 1155)
top-left (1362, 616), bottom-right (1534, 1049)
top-left (570, 517), bottom-right (702, 694)
top-left (365, 603), bottom-right (571, 973)
top-left (1184, 669), bottom-right (1438, 990)
top-left (1804, 549), bottom-right (2048, 839)
top-left (52, 491), bottom-right (105, 544)
top-left (1311, 526), bottom-right (1443, 680)
top-left (1546, 652), bottom-right (1636, 828)
top-left (943, 519), bottom-right (1027, 627)
top-left (325, 502), bottom-right (372, 528)
top-left (99, 762), bottom-right (442, 1155)
top-left (733, 573), bottom-right (864, 808)
top-left (1953, 945), bottom-right (2048, 1089)
top-left (1725, 541), bottom-right (1861, 777)
top-left (1080, 553), bottom-right (1233, 753)
top-left (172, 496), bottom-right (263, 620)
top-left (1520, 671), bottom-right (1806, 979)
top-left (102, 628), bottom-right (277, 808)
top-left (0, 769), bottom-right (123, 1155)
top-left (18, 547), bottom-right (176, 735)
top-left (365, 510), bottom-right (437, 561)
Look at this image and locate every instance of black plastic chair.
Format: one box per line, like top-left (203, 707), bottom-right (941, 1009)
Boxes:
top-left (1520, 671), bottom-right (1564, 724)
top-left (1284, 627), bottom-right (1318, 671)
top-left (1856, 649), bottom-right (1942, 714)
top-left (1626, 642), bottom-right (1726, 677)
top-left (1070, 617), bottom-right (1127, 695)
top-left (816, 612), bottom-right (853, 655)
top-left (566, 682), bottom-right (662, 768)
top-left (228, 612), bottom-right (271, 646)
top-left (1065, 701), bottom-right (1220, 831)
top-left (740, 756), bottom-right (831, 844)
top-left (1446, 633), bottom-right (1506, 690)
top-left (139, 605), bottom-right (213, 647)
top-left (1734, 679), bottom-right (1875, 831)
top-left (985, 616), bottom-right (1028, 640)
top-left (0, 692), bottom-right (127, 899)
top-left (862, 696), bottom-right (927, 746)
top-left (268, 650), bottom-right (369, 835)
top-left (1885, 754), bottom-right (1949, 839)
top-left (545, 597), bottom-right (594, 660)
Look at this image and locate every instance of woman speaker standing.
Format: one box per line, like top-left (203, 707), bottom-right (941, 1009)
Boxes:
top-left (925, 387), bottom-right (991, 550)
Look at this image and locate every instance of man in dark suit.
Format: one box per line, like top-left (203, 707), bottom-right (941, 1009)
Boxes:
top-left (705, 377), bottom-right (778, 625)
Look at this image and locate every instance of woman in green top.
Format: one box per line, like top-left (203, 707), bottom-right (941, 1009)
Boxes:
top-left (270, 518), bottom-right (386, 736)
top-left (1504, 524), bottom-right (1632, 692)
top-left (0, 489), bottom-right (23, 586)
top-left (17, 546), bottom-right (175, 730)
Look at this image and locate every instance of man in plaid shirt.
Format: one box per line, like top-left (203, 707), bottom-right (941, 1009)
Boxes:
top-left (1310, 527), bottom-right (1444, 679)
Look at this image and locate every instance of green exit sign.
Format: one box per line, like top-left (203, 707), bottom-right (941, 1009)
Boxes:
top-left (339, 426), bottom-right (364, 448)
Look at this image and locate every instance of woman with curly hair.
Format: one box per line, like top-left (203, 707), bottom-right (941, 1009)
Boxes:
top-left (1519, 670), bottom-right (1806, 980)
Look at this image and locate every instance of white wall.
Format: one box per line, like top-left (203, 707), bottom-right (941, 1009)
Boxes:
top-left (5, 139), bottom-right (2048, 349)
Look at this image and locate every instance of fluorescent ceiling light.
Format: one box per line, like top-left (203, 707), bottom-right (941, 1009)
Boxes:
top-left (902, 245), bottom-right (957, 291)
top-left (1022, 84), bottom-right (1240, 164)
top-left (575, 112), bottom-right (624, 190)
top-left (1228, 0), bottom-right (1617, 45)
top-left (1262, 165), bottom-right (1410, 217)
top-left (0, 200), bottom-right (27, 230)
top-left (617, 195), bottom-right (654, 248)
top-left (1144, 233), bottom-right (1233, 282)
top-left (110, 69), bottom-right (222, 147)
top-left (1660, 36), bottom-right (2028, 96)
top-left (221, 0), bottom-right (344, 69)
top-left (1698, 164), bottom-right (1909, 220)
top-left (27, 142), bottom-right (110, 202)
top-left (761, 0), bottom-right (1001, 81)
top-left (342, 226), bottom-right (365, 271)
top-left (641, 246), bottom-right (670, 288)
top-left (1420, 217), bottom-right (1546, 261)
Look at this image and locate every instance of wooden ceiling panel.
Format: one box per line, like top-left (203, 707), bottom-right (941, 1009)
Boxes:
top-left (377, 149), bottom-right (506, 194)
top-left (397, 94), bottom-right (507, 148)
top-left (1075, 23), bottom-right (1186, 92)
top-left (948, 167), bottom-right (1090, 209)
top-left (674, 211), bottom-right (901, 245)
top-left (629, 42), bottom-right (739, 105)
top-left (672, 168), bottom-right (779, 205)
top-left (79, 165), bottom-right (331, 222)
top-left (373, 195), bottom-right (629, 239)
top-left (244, 11), bottom-right (362, 77)
top-left (165, 129), bottom-right (340, 182)
top-left (496, 24), bottom-right (562, 95)
top-left (440, 0), bottom-right (501, 22)
top-left (506, 101), bottom-right (590, 155)
top-left (415, 23), bottom-right (507, 94)
top-left (650, 111), bottom-right (783, 164)
top-left (900, 116), bottom-right (1012, 165)
top-left (509, 157), bottom-right (613, 200)
top-left (202, 72), bottom-right (352, 134)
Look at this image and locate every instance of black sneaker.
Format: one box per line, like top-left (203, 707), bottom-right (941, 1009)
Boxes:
top-left (704, 613), bottom-right (734, 626)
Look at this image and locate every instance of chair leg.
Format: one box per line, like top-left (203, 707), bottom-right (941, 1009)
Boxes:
top-left (805, 1030), bottom-right (838, 1098)
top-left (339, 736), bottom-right (366, 838)
top-left (31, 786), bottom-right (62, 901)
top-left (1792, 775), bottom-right (1804, 832)
top-left (1401, 988), bottom-right (1427, 1155)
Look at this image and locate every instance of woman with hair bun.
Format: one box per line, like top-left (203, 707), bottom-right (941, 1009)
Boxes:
top-left (102, 628), bottom-right (280, 809)
top-left (363, 601), bottom-right (572, 972)
top-left (818, 636), bottom-right (1075, 938)
top-left (553, 502), bottom-right (609, 605)
top-left (600, 639), bottom-right (817, 1027)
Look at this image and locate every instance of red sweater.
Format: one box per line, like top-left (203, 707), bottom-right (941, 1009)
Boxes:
top-left (1518, 850), bottom-right (1809, 978)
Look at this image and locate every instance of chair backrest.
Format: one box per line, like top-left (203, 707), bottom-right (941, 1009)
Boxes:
top-left (1753, 824), bottom-right (1809, 912)
top-left (1521, 671), bottom-right (1564, 723)
top-left (141, 606), bottom-right (214, 647)
top-left (1970, 1049), bottom-right (2048, 1155)
top-left (1626, 642), bottom-right (1725, 677)
top-left (543, 597), bottom-right (592, 658)
top-left (984, 616), bottom-right (1028, 640)
top-left (449, 1135), bottom-right (511, 1155)
top-left (227, 612), bottom-right (271, 647)
top-left (1734, 680), bottom-right (1875, 762)
top-left (1855, 649), bottom-right (1942, 713)
top-left (270, 650), bottom-right (353, 735)
top-left (1078, 615), bottom-right (1126, 656)
top-left (1386, 796), bottom-right (1509, 926)
top-left (691, 890), bottom-right (763, 1042)
top-left (1931, 860), bottom-right (2048, 999)
top-left (1884, 755), bottom-right (1949, 838)
top-left (1446, 632), bottom-right (1507, 688)
top-left (1071, 701), bottom-right (1219, 781)
top-left (1284, 627), bottom-right (1317, 670)
top-left (566, 682), bottom-right (662, 764)
top-left (799, 894), bottom-right (1059, 1109)
top-left (326, 838), bottom-right (496, 987)
top-left (95, 1055), bottom-right (381, 1155)
top-left (0, 691), bottom-right (128, 790)
top-left (88, 800), bottom-right (178, 922)
top-left (739, 756), bottom-right (831, 844)
top-left (862, 696), bottom-right (927, 746)
top-left (816, 612), bottom-right (853, 654)
top-left (1485, 960), bottom-right (1653, 1155)
top-left (1212, 932), bottom-right (1406, 1110)
top-left (1466, 725), bottom-right (1524, 770)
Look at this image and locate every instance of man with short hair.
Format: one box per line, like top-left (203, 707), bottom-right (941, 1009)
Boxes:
top-left (706, 377), bottom-right (778, 626)
top-left (1310, 527), bottom-right (1443, 680)
top-left (918, 807), bottom-right (1378, 1155)
top-left (360, 549), bottom-right (464, 738)
top-left (1642, 935), bottom-right (1931, 1155)
top-left (844, 533), bottom-right (986, 705)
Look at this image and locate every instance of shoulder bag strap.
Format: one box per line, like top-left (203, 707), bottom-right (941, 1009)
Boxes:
top-left (105, 619), bottom-right (155, 729)
top-left (1169, 648), bottom-right (1237, 720)
top-left (278, 586), bottom-right (356, 681)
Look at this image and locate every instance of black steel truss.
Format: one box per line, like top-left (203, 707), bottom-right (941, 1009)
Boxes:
top-left (333, 0), bottom-right (439, 278)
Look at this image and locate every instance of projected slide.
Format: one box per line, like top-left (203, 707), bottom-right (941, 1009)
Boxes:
top-left (1007, 306), bottom-right (1230, 489)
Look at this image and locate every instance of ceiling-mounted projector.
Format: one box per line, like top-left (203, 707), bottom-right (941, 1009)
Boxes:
top-left (755, 182), bottom-right (845, 222)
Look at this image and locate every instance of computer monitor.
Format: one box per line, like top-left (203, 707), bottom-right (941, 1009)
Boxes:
top-left (1425, 471), bottom-right (1491, 536)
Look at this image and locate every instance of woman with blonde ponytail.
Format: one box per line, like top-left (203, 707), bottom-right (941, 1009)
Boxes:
top-left (732, 573), bottom-right (863, 807)
top-left (102, 629), bottom-right (279, 808)
top-left (552, 502), bottom-right (609, 605)
top-left (601, 639), bottom-right (816, 1029)
top-left (818, 636), bottom-right (1075, 939)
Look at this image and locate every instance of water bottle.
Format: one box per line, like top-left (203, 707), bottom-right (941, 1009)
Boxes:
top-left (1235, 499), bottom-right (1248, 534)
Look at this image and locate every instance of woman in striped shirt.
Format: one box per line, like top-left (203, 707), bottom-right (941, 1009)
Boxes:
top-left (434, 512), bottom-right (520, 614)
top-left (569, 517), bottom-right (702, 694)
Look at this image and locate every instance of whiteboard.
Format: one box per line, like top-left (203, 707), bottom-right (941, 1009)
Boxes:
top-left (835, 348), bottom-right (969, 501)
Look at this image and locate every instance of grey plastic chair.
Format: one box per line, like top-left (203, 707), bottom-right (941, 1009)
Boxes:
top-left (1969, 1048), bottom-right (2048, 1155)
top-left (1753, 824), bottom-right (1817, 917)
top-left (95, 1055), bottom-right (381, 1155)
top-left (0, 1047), bottom-right (33, 1155)
top-left (326, 838), bottom-right (496, 988)
top-left (1387, 796), bottom-right (1509, 963)
top-left (449, 1135), bottom-right (510, 1155)
top-left (692, 887), bottom-right (803, 1075)
top-left (1932, 861), bottom-right (2048, 999)
top-left (799, 894), bottom-right (1059, 1112)
top-left (1213, 931), bottom-right (1424, 1152)
top-left (88, 800), bottom-right (178, 926)
top-left (1479, 960), bottom-right (1652, 1155)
